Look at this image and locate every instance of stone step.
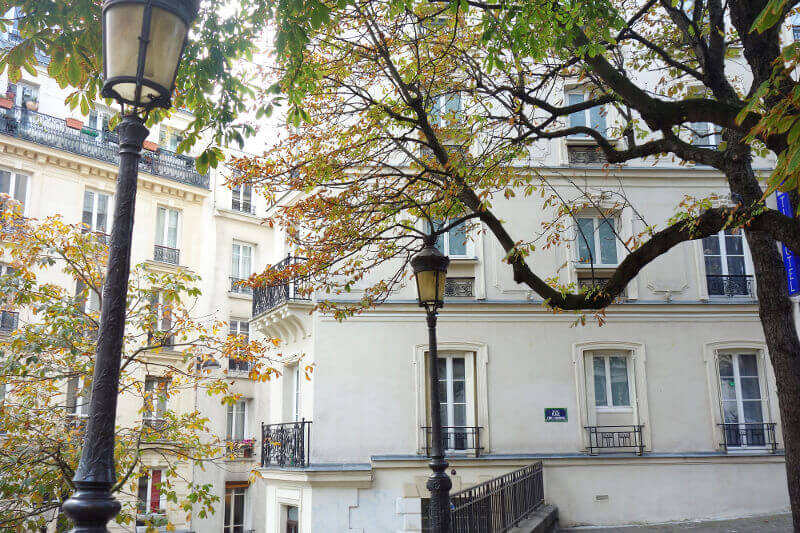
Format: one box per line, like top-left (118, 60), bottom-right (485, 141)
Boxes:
top-left (508, 504), bottom-right (559, 533)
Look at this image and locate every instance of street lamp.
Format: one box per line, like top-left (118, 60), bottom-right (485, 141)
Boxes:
top-left (411, 236), bottom-right (451, 533)
top-left (62, 1), bottom-right (198, 531)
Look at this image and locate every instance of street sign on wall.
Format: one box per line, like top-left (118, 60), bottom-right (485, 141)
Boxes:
top-left (777, 192), bottom-right (800, 296)
top-left (544, 408), bottom-right (568, 422)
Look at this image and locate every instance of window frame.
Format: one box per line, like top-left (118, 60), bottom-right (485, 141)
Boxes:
top-left (229, 319), bottom-right (251, 372)
top-left (0, 168), bottom-right (29, 211)
top-left (143, 376), bottom-right (169, 424)
top-left (224, 486), bottom-right (247, 533)
top-left (66, 374), bottom-right (92, 417)
top-left (155, 206), bottom-right (181, 250)
top-left (82, 189), bottom-right (113, 235)
top-left (14, 81), bottom-right (38, 107)
top-left (231, 242), bottom-right (254, 281)
top-left (717, 350), bottom-right (769, 449)
top-left (566, 92), bottom-right (607, 139)
top-left (232, 183), bottom-right (253, 214)
top-left (430, 92), bottom-right (462, 126)
top-left (574, 215), bottom-right (620, 268)
top-left (136, 469), bottom-right (166, 519)
top-left (293, 365), bottom-right (301, 422)
top-left (158, 125), bottom-right (183, 152)
top-left (226, 399), bottom-right (247, 441)
top-left (428, 219), bottom-right (474, 259)
top-left (592, 354), bottom-right (633, 412)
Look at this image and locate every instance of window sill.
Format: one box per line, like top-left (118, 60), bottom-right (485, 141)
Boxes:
top-left (595, 407), bottom-right (633, 413)
top-left (447, 256), bottom-right (479, 263)
top-left (229, 290), bottom-right (253, 300)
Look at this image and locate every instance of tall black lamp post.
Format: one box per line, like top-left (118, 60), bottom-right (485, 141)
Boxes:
top-left (411, 236), bottom-right (451, 533)
top-left (62, 1), bottom-right (198, 531)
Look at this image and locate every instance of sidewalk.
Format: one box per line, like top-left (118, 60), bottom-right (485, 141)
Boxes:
top-left (560, 514), bottom-right (792, 532)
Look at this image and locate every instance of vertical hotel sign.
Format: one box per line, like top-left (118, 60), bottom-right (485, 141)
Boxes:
top-left (777, 192), bottom-right (800, 295)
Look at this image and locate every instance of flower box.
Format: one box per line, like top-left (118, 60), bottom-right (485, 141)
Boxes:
top-left (143, 140), bottom-right (160, 152)
top-left (0, 98), bottom-right (13, 110)
top-left (66, 118), bottom-right (83, 130)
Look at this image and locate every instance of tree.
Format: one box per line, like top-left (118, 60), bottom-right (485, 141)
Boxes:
top-left (0, 198), bottom-right (279, 531)
top-left (237, 0), bottom-right (800, 527)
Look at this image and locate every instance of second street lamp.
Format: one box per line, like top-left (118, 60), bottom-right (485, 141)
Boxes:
top-left (411, 236), bottom-right (451, 533)
top-left (61, 1), bottom-right (198, 531)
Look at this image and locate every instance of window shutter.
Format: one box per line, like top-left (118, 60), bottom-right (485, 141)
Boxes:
top-left (149, 470), bottom-right (161, 513)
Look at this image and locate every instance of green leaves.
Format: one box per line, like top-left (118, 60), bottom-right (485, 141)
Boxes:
top-left (750, 0), bottom-right (786, 34)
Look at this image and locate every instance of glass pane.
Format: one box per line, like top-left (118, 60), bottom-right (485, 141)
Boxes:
top-left (577, 218), bottom-right (595, 264)
top-left (738, 354), bottom-right (758, 376)
top-left (718, 354), bottom-right (733, 377)
top-left (440, 403), bottom-right (448, 426)
top-left (13, 174), bottom-right (26, 203)
top-left (156, 208), bottom-right (166, 246)
top-left (568, 93), bottom-right (585, 130)
top-left (96, 194), bottom-right (108, 233)
top-left (235, 405), bottom-right (245, 440)
top-left (727, 256), bottom-right (746, 276)
top-left (438, 380), bottom-right (447, 402)
top-left (704, 256), bottom-right (723, 276)
top-left (232, 245), bottom-right (240, 275)
top-left (0, 170), bottom-right (9, 195)
top-left (453, 404), bottom-right (466, 426)
top-left (233, 492), bottom-right (245, 525)
top-left (453, 380), bottom-right (465, 403)
top-left (702, 235), bottom-right (720, 255)
top-left (82, 191), bottom-right (94, 227)
top-left (593, 356), bottom-right (607, 406)
top-left (242, 246), bottom-right (252, 275)
top-left (743, 401), bottom-right (763, 424)
top-left (167, 210), bottom-right (179, 247)
top-left (437, 357), bottom-right (446, 378)
top-left (609, 357), bottom-right (630, 406)
top-left (720, 378), bottom-right (737, 400)
top-left (740, 377), bottom-right (761, 400)
top-left (598, 218), bottom-right (617, 264)
top-left (287, 506), bottom-right (298, 521)
top-left (725, 232), bottom-right (744, 255)
top-left (224, 491), bottom-right (232, 526)
top-left (722, 401), bottom-right (738, 423)
top-left (452, 358), bottom-right (465, 379)
top-left (226, 406), bottom-right (233, 439)
top-left (589, 105), bottom-right (606, 136)
top-left (448, 223), bottom-right (467, 256)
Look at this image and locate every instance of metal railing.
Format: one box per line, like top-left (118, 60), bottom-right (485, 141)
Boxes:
top-left (230, 277), bottom-right (253, 295)
top-left (0, 310), bottom-right (18, 333)
top-left (261, 420), bottom-right (311, 468)
top-left (252, 255), bottom-right (310, 317)
top-left (706, 274), bottom-right (755, 298)
top-left (232, 199), bottom-right (255, 214)
top-left (719, 423), bottom-right (779, 452)
top-left (422, 426), bottom-right (482, 457)
top-left (225, 439), bottom-right (257, 459)
top-left (0, 105), bottom-right (208, 188)
top-left (228, 357), bottom-right (252, 373)
top-left (585, 425), bottom-right (644, 455)
top-left (0, 32), bottom-right (50, 65)
top-left (153, 245), bottom-right (180, 265)
top-left (446, 462), bottom-right (545, 533)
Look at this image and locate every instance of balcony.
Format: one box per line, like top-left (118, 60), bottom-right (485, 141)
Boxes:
top-left (252, 256), bottom-right (310, 317)
top-left (585, 425), bottom-right (644, 455)
top-left (719, 423), bottom-right (779, 453)
top-left (153, 245), bottom-right (180, 265)
top-left (0, 310), bottom-right (18, 334)
top-left (0, 32), bottom-right (49, 65)
top-left (230, 277), bottom-right (253, 295)
top-left (422, 426), bottom-right (483, 457)
top-left (261, 420), bottom-right (311, 468)
top-left (0, 105), bottom-right (208, 188)
top-left (225, 439), bottom-right (257, 460)
top-left (232, 199), bottom-right (255, 215)
top-left (706, 274), bottom-right (755, 298)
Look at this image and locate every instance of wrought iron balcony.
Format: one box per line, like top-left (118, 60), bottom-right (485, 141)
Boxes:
top-left (228, 357), bottom-right (252, 373)
top-left (585, 425), bottom-right (644, 455)
top-left (261, 420), bottom-right (311, 468)
top-left (252, 255), bottom-right (310, 317)
top-left (231, 199), bottom-right (255, 215)
top-left (422, 426), bottom-right (483, 457)
top-left (0, 32), bottom-right (49, 65)
top-left (719, 423), bottom-right (779, 452)
top-left (0, 310), bottom-right (18, 334)
top-left (0, 105), bottom-right (208, 188)
top-left (706, 275), bottom-right (755, 298)
top-left (153, 245), bottom-right (180, 265)
top-left (225, 439), bottom-right (256, 460)
top-left (230, 277), bottom-right (253, 295)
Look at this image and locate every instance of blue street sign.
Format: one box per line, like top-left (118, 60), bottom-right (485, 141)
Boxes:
top-left (777, 192), bottom-right (800, 296)
top-left (544, 408), bottom-right (568, 422)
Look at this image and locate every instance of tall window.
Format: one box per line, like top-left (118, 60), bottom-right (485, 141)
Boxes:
top-left (232, 183), bottom-right (253, 214)
top-left (86, 108), bottom-right (114, 142)
top-left (437, 354), bottom-right (470, 450)
top-left (293, 365), bottom-right (301, 422)
top-left (231, 243), bottom-right (253, 292)
top-left (158, 125), bottom-right (182, 152)
top-left (576, 216), bottom-right (618, 267)
top-left (136, 469), bottom-right (165, 518)
top-left (82, 190), bottom-right (111, 235)
top-left (229, 319), bottom-right (250, 372)
top-left (149, 292), bottom-right (173, 346)
top-left (143, 377), bottom-right (168, 426)
top-left (593, 355), bottom-right (631, 408)
top-left (430, 92), bottom-right (461, 126)
top-left (224, 485), bottom-right (246, 533)
top-left (66, 375), bottom-right (91, 417)
top-left (285, 505), bottom-right (299, 533)
top-left (718, 352), bottom-right (768, 447)
top-left (155, 207), bottom-right (180, 249)
top-left (703, 229), bottom-right (751, 296)
top-left (567, 93), bottom-right (606, 137)
top-left (226, 400), bottom-right (247, 441)
top-left (0, 169), bottom-right (28, 206)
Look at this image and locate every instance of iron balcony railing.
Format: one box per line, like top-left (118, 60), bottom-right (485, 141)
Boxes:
top-left (252, 255), bottom-right (310, 317)
top-left (230, 277), bottom-right (253, 295)
top-left (0, 32), bottom-right (50, 65)
top-left (228, 357), bottom-right (252, 373)
top-left (0, 105), bottom-right (208, 188)
top-left (153, 245), bottom-right (180, 265)
top-left (422, 426), bottom-right (482, 457)
top-left (706, 274), bottom-right (755, 298)
top-left (231, 199), bottom-right (255, 215)
top-left (585, 425), bottom-right (645, 455)
top-left (0, 310), bottom-right (18, 333)
top-left (719, 423), bottom-right (779, 452)
top-left (442, 462), bottom-right (545, 533)
top-left (261, 420), bottom-right (311, 468)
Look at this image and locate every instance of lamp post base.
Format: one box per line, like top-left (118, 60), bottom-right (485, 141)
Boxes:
top-left (61, 481), bottom-right (122, 533)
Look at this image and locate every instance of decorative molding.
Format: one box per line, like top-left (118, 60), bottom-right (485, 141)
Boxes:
top-left (251, 301), bottom-right (314, 344)
top-left (445, 277), bottom-right (474, 298)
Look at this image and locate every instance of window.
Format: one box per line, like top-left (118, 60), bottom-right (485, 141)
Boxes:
top-left (76, 280), bottom-right (101, 316)
top-left (66, 375), bottom-right (91, 417)
top-left (429, 220), bottom-right (472, 258)
top-left (438, 355), bottom-right (467, 449)
top-left (293, 365), bottom-right (301, 422)
top-left (702, 229), bottom-right (752, 296)
top-left (231, 243), bottom-right (253, 292)
top-left (143, 377), bottom-right (168, 426)
top-left (229, 319), bottom-right (250, 372)
top-left (718, 352), bottom-right (769, 448)
top-left (284, 505), bottom-right (299, 533)
top-left (86, 108), bottom-right (115, 142)
top-left (226, 400), bottom-right (247, 441)
top-left (136, 469), bottom-right (166, 519)
top-left (576, 216), bottom-right (618, 267)
top-left (567, 93), bottom-right (606, 138)
top-left (158, 125), bottom-right (182, 152)
top-left (0, 169), bottom-right (28, 207)
top-left (689, 121), bottom-right (721, 147)
top-left (592, 355), bottom-right (631, 408)
top-left (232, 183), bottom-right (253, 214)
top-left (4, 7), bottom-right (21, 37)
top-left (82, 190), bottom-right (111, 235)
top-left (149, 292), bottom-right (173, 346)
top-left (224, 484), bottom-right (247, 533)
top-left (14, 82), bottom-right (37, 107)
top-left (430, 92), bottom-right (461, 126)
top-left (155, 207), bottom-right (180, 264)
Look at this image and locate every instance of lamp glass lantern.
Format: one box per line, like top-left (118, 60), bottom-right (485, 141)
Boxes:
top-left (101, 0), bottom-right (199, 111)
top-left (411, 241), bottom-right (450, 309)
